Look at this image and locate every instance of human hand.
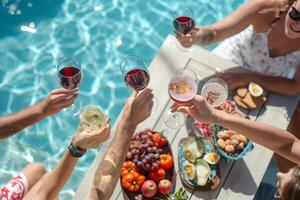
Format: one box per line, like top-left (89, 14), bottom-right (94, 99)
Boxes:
top-left (72, 118), bottom-right (110, 149)
top-left (40, 88), bottom-right (78, 116)
top-left (171, 95), bottom-right (217, 123)
top-left (216, 73), bottom-right (250, 90)
top-left (122, 88), bottom-right (154, 128)
top-left (176, 27), bottom-right (199, 48)
top-left (176, 27), bottom-right (215, 47)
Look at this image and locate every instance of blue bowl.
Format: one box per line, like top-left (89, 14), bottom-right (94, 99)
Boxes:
top-left (211, 124), bottom-right (254, 160)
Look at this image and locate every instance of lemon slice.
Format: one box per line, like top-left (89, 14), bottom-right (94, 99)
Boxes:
top-left (248, 82), bottom-right (263, 97)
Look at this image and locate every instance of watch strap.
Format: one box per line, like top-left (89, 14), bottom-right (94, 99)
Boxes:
top-left (68, 143), bottom-right (87, 157)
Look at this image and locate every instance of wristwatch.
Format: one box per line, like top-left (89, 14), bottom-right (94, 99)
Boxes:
top-left (68, 143), bottom-right (87, 157)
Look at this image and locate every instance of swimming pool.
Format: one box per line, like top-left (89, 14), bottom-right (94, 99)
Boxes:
top-left (0, 0), bottom-right (245, 199)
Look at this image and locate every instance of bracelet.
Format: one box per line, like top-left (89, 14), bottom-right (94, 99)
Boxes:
top-left (68, 143), bottom-right (87, 157)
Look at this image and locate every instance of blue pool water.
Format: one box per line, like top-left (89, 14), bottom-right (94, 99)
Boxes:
top-left (0, 0), bottom-right (245, 199)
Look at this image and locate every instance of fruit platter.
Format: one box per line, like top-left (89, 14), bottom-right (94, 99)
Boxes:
top-left (178, 136), bottom-right (221, 190)
top-left (211, 124), bottom-right (254, 160)
top-left (120, 129), bottom-right (175, 200)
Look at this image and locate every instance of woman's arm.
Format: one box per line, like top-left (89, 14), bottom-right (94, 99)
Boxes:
top-left (0, 88), bottom-right (77, 139)
top-left (88, 89), bottom-right (153, 200)
top-left (177, 0), bottom-right (283, 47)
top-left (214, 109), bottom-right (300, 164)
top-left (219, 67), bottom-right (300, 95)
top-left (23, 123), bottom-right (110, 200)
top-left (174, 95), bottom-right (300, 165)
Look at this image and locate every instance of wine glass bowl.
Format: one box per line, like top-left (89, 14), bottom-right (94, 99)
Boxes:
top-left (173, 8), bottom-right (196, 35)
top-left (172, 7), bottom-right (196, 52)
top-left (164, 68), bottom-right (198, 129)
top-left (201, 78), bottom-right (228, 108)
top-left (168, 68), bottom-right (198, 105)
top-left (56, 57), bottom-right (82, 116)
top-left (79, 105), bottom-right (107, 132)
top-left (57, 57), bottom-right (82, 89)
top-left (120, 55), bottom-right (150, 91)
top-left (120, 55), bottom-right (158, 112)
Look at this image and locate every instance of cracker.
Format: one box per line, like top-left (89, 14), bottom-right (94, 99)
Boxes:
top-left (236, 87), bottom-right (248, 98)
top-left (242, 92), bottom-right (257, 109)
top-left (234, 95), bottom-right (249, 109)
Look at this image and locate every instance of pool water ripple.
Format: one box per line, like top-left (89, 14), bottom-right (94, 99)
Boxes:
top-left (0, 0), bottom-right (245, 199)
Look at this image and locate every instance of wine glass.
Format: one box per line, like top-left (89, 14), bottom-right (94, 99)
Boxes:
top-left (201, 78), bottom-right (228, 108)
top-left (172, 7), bottom-right (196, 52)
top-left (164, 68), bottom-right (198, 129)
top-left (57, 57), bottom-right (82, 116)
top-left (79, 105), bottom-right (107, 132)
top-left (79, 104), bottom-right (107, 150)
top-left (120, 55), bottom-right (158, 112)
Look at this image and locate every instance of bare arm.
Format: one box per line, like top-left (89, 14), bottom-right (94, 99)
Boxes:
top-left (214, 110), bottom-right (300, 164)
top-left (219, 67), bottom-right (300, 95)
top-left (23, 151), bottom-right (79, 200)
top-left (23, 122), bottom-right (110, 200)
top-left (177, 0), bottom-right (283, 47)
top-left (0, 88), bottom-right (77, 139)
top-left (202, 0), bottom-right (286, 44)
top-left (246, 67), bottom-right (300, 96)
top-left (88, 89), bottom-right (153, 200)
top-left (174, 95), bottom-right (300, 165)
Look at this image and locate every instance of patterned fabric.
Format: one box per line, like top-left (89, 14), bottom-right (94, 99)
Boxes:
top-left (212, 21), bottom-right (300, 79)
top-left (0, 173), bottom-right (29, 200)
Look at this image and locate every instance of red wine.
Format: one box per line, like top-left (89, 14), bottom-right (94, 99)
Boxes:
top-left (173, 16), bottom-right (195, 35)
top-left (58, 66), bottom-right (81, 89)
top-left (124, 69), bottom-right (150, 91)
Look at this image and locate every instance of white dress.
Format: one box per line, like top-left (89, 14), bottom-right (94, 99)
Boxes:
top-left (212, 22), bottom-right (300, 79)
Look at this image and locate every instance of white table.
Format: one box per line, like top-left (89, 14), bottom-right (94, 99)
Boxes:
top-left (74, 35), bottom-right (300, 200)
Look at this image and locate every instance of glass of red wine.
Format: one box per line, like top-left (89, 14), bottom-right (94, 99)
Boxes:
top-left (120, 55), bottom-right (157, 112)
top-left (57, 57), bottom-right (82, 116)
top-left (163, 67), bottom-right (198, 129)
top-left (173, 7), bottom-right (196, 52)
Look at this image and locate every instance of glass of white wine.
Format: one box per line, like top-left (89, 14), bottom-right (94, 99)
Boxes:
top-left (201, 78), bottom-right (228, 107)
top-left (80, 105), bottom-right (107, 133)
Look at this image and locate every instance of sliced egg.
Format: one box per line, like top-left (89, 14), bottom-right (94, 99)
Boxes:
top-left (186, 142), bottom-right (203, 158)
top-left (184, 148), bottom-right (197, 163)
top-left (203, 152), bottom-right (220, 165)
top-left (248, 82), bottom-right (263, 97)
top-left (183, 161), bottom-right (196, 181)
top-left (194, 159), bottom-right (211, 186)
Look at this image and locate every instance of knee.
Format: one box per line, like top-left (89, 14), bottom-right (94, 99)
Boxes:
top-left (24, 163), bottom-right (46, 177)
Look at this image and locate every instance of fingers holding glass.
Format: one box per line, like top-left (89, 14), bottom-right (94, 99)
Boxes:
top-left (164, 68), bottom-right (198, 129)
top-left (173, 7), bottom-right (196, 52)
top-left (57, 57), bottom-right (82, 116)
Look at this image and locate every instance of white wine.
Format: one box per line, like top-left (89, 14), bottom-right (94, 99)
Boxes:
top-left (80, 105), bottom-right (106, 132)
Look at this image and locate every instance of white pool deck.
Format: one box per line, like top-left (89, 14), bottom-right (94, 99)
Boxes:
top-left (74, 35), bottom-right (300, 200)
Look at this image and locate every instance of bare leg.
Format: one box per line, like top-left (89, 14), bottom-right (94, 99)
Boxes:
top-left (21, 163), bottom-right (46, 190)
top-left (274, 101), bottom-right (300, 172)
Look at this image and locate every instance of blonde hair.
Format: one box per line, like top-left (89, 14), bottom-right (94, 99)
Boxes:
top-left (282, 0), bottom-right (297, 11)
top-left (282, 166), bottom-right (300, 200)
